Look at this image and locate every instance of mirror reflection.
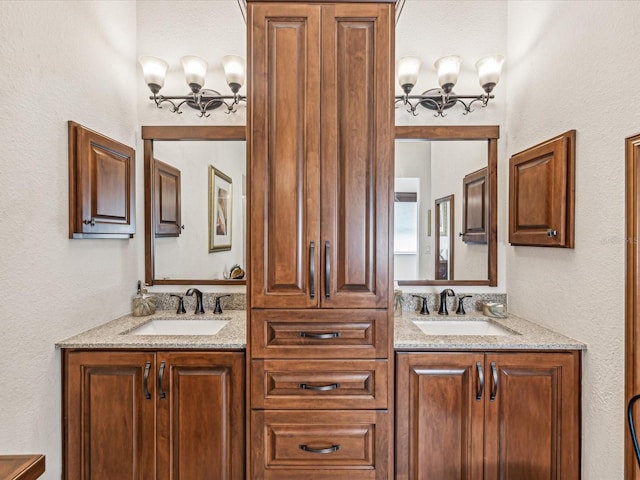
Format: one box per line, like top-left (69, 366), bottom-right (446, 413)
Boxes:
top-left (151, 139), bottom-right (246, 282)
top-left (394, 135), bottom-right (493, 284)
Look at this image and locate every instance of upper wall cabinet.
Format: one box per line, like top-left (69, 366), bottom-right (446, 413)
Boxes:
top-left (461, 167), bottom-right (488, 244)
top-left (68, 121), bottom-right (135, 239)
top-left (249, 3), bottom-right (394, 309)
top-left (509, 130), bottom-right (575, 248)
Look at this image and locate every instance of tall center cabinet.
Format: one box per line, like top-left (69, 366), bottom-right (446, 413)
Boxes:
top-left (247, 1), bottom-right (395, 478)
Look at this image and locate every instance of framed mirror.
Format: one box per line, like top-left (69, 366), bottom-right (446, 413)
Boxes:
top-left (394, 125), bottom-right (498, 286)
top-left (142, 126), bottom-right (246, 285)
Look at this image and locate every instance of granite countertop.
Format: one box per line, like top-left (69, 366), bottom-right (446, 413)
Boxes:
top-left (56, 310), bottom-right (246, 349)
top-left (394, 313), bottom-right (586, 350)
top-left (56, 309), bottom-right (585, 351)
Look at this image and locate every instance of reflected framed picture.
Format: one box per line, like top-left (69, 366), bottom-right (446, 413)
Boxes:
top-left (209, 166), bottom-right (232, 252)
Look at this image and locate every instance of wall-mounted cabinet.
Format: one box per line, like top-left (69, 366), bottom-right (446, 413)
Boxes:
top-left (509, 130), bottom-right (575, 247)
top-left (461, 167), bottom-right (488, 244)
top-left (153, 159), bottom-right (182, 237)
top-left (68, 121), bottom-right (135, 239)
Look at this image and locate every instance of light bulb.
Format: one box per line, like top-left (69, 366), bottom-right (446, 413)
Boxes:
top-left (139, 56), bottom-right (168, 94)
top-left (476, 55), bottom-right (504, 94)
top-left (435, 55), bottom-right (462, 94)
top-left (222, 55), bottom-right (246, 94)
top-left (398, 56), bottom-right (421, 94)
top-left (181, 55), bottom-right (208, 93)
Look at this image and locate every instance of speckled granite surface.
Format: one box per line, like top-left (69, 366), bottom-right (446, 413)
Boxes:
top-left (57, 308), bottom-right (584, 351)
top-left (394, 313), bottom-right (585, 350)
top-left (55, 310), bottom-right (246, 349)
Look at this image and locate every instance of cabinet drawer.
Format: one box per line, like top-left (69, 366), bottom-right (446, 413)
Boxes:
top-left (251, 360), bottom-right (387, 409)
top-left (250, 310), bottom-right (389, 359)
top-left (251, 410), bottom-right (389, 480)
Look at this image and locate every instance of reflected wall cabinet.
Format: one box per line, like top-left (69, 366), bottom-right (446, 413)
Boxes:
top-left (68, 121), bottom-right (136, 239)
top-left (63, 350), bottom-right (244, 480)
top-left (247, 1), bottom-right (394, 478)
top-left (153, 159), bottom-right (182, 237)
top-left (509, 130), bottom-right (576, 247)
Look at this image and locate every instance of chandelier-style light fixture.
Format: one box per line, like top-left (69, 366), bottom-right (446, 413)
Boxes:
top-left (395, 54), bottom-right (504, 117)
top-left (139, 55), bottom-right (246, 117)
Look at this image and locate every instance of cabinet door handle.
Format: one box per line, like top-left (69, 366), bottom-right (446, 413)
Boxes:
top-left (299, 331), bottom-right (341, 339)
top-left (310, 241), bottom-right (316, 299)
top-left (476, 361), bottom-right (484, 401)
top-left (490, 361), bottom-right (498, 401)
top-left (299, 383), bottom-right (340, 391)
top-left (299, 444), bottom-right (340, 454)
top-left (325, 241), bottom-right (331, 299)
top-left (83, 218), bottom-right (96, 226)
top-left (143, 361), bottom-right (152, 400)
top-left (158, 361), bottom-right (167, 399)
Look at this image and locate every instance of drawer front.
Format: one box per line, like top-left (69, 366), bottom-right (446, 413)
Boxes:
top-left (251, 410), bottom-right (389, 480)
top-left (251, 360), bottom-right (388, 409)
top-left (250, 310), bottom-right (389, 359)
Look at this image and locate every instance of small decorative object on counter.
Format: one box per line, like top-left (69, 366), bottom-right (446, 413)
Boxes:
top-left (229, 264), bottom-right (245, 279)
top-left (132, 280), bottom-right (157, 317)
top-left (483, 302), bottom-right (506, 318)
top-left (394, 289), bottom-right (404, 317)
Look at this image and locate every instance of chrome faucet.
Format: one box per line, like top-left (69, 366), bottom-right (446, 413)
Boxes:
top-left (438, 289), bottom-right (456, 315)
top-left (185, 288), bottom-right (205, 314)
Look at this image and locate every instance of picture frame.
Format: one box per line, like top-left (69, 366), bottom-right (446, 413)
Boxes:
top-left (209, 166), bottom-right (233, 252)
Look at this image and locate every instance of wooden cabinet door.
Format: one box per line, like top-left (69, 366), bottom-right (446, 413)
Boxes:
top-left (395, 352), bottom-right (485, 480)
top-left (462, 167), bottom-right (488, 244)
top-left (320, 4), bottom-right (393, 309)
top-left (249, 3), bottom-right (321, 308)
top-left (483, 352), bottom-right (580, 480)
top-left (156, 352), bottom-right (244, 480)
top-left (153, 159), bottom-right (182, 237)
top-left (64, 351), bottom-right (156, 480)
top-left (68, 121), bottom-right (136, 238)
top-left (509, 130), bottom-right (575, 247)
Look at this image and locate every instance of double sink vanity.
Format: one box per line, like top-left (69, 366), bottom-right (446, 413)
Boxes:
top-left (57, 296), bottom-right (584, 480)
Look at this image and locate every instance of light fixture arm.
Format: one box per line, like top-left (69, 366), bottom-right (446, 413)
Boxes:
top-left (149, 91), bottom-right (247, 117)
top-left (395, 90), bottom-right (495, 117)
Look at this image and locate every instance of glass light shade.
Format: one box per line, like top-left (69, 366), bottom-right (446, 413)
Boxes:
top-left (476, 55), bottom-right (505, 93)
top-left (139, 56), bottom-right (169, 94)
top-left (181, 55), bottom-right (208, 93)
top-left (222, 55), bottom-right (246, 92)
top-left (434, 55), bottom-right (462, 93)
top-left (397, 56), bottom-right (421, 93)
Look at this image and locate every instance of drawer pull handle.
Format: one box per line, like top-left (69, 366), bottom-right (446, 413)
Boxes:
top-left (490, 361), bottom-right (498, 401)
top-left (325, 241), bottom-right (331, 298)
top-left (158, 360), bottom-right (167, 399)
top-left (476, 361), bottom-right (484, 401)
top-left (310, 241), bottom-right (316, 299)
top-left (299, 331), bottom-right (341, 339)
top-left (299, 383), bottom-right (340, 391)
top-left (299, 444), bottom-right (340, 454)
top-left (143, 361), bottom-right (152, 400)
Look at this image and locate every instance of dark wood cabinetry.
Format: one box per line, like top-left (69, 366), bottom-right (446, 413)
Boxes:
top-left (395, 351), bottom-right (581, 480)
top-left (153, 159), bottom-right (182, 237)
top-left (509, 130), bottom-right (576, 247)
top-left (68, 121), bottom-right (136, 239)
top-left (462, 167), bottom-right (488, 244)
top-left (247, 1), bottom-right (394, 478)
top-left (63, 350), bottom-right (244, 480)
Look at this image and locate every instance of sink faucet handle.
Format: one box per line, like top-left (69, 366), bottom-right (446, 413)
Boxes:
top-left (456, 295), bottom-right (472, 315)
top-left (185, 288), bottom-right (205, 314)
top-left (170, 294), bottom-right (186, 314)
top-left (213, 294), bottom-right (231, 314)
top-left (411, 294), bottom-right (429, 315)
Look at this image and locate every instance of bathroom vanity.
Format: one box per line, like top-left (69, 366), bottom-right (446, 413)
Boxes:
top-left (58, 308), bottom-right (583, 480)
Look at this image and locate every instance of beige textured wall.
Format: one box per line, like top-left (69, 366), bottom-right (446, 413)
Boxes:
top-left (0, 1), bottom-right (138, 477)
top-left (505, 2), bottom-right (640, 478)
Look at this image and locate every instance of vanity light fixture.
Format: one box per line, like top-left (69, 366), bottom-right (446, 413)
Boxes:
top-left (395, 54), bottom-right (504, 117)
top-left (139, 54), bottom-right (246, 117)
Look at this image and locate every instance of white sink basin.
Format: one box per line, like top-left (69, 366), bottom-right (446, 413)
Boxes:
top-left (127, 319), bottom-right (229, 336)
top-left (412, 319), bottom-right (513, 336)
